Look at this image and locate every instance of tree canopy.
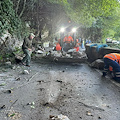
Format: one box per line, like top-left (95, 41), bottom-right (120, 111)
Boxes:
top-left (1, 0), bottom-right (120, 42)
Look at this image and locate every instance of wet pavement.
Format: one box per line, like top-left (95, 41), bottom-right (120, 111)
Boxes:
top-left (0, 60), bottom-right (120, 120)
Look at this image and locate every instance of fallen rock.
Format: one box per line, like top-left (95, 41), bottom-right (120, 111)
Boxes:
top-left (71, 51), bottom-right (87, 58)
top-left (89, 59), bottom-right (104, 69)
top-left (86, 111), bottom-right (93, 116)
top-left (56, 80), bottom-right (62, 83)
top-left (22, 70), bottom-right (29, 74)
top-left (15, 77), bottom-right (21, 81)
top-left (49, 114), bottom-right (70, 120)
top-left (51, 51), bottom-right (62, 57)
top-left (0, 105), bottom-right (6, 109)
top-left (98, 116), bottom-right (102, 119)
top-left (5, 61), bottom-right (11, 66)
top-left (35, 50), bottom-right (44, 54)
top-left (27, 102), bottom-right (35, 105)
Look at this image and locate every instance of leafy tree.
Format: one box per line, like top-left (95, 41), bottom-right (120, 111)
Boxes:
top-left (1, 0), bottom-right (120, 43)
top-left (46, 0), bottom-right (120, 42)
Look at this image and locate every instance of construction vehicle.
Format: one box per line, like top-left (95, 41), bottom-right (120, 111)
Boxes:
top-left (35, 23), bottom-right (87, 63)
top-left (55, 25), bottom-right (80, 52)
top-left (41, 25), bottom-right (87, 63)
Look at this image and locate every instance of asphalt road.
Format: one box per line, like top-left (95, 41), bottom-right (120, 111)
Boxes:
top-left (0, 60), bottom-right (120, 120)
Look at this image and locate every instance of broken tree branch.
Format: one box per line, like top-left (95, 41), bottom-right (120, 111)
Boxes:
top-left (16, 0), bottom-right (21, 14)
top-left (27, 72), bottom-right (38, 82)
top-left (9, 99), bottom-right (18, 109)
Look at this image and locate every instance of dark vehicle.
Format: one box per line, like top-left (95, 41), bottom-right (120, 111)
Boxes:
top-left (56, 25), bottom-right (79, 52)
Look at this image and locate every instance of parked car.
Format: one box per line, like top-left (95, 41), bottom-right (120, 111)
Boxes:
top-left (106, 38), bottom-right (112, 43)
top-left (112, 40), bottom-right (119, 44)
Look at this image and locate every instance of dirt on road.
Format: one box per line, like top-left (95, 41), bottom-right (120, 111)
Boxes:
top-left (0, 59), bottom-right (120, 120)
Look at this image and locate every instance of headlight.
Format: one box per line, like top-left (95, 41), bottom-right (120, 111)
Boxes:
top-left (60, 27), bottom-right (65, 32)
top-left (72, 28), bottom-right (77, 32)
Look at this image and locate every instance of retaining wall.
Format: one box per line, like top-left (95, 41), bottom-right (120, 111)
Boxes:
top-left (85, 44), bottom-right (120, 62)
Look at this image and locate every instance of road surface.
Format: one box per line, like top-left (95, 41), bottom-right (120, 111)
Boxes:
top-left (0, 59), bottom-right (120, 120)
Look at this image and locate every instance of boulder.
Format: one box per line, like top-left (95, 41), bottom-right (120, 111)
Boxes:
top-left (90, 59), bottom-right (104, 69)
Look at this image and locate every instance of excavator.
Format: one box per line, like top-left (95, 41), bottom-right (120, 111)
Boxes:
top-left (41, 23), bottom-right (87, 63)
top-left (55, 25), bottom-right (80, 52)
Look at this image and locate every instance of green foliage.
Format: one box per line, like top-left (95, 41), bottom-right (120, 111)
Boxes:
top-left (1, 0), bottom-right (120, 43)
top-left (47, 0), bottom-right (120, 42)
top-left (53, 0), bottom-right (119, 26)
top-left (108, 44), bottom-right (120, 49)
top-left (0, 53), bottom-right (12, 62)
top-left (86, 0), bottom-right (118, 17)
top-left (99, 7), bottom-right (120, 41)
top-left (0, 0), bottom-right (22, 36)
top-left (13, 47), bottom-right (23, 55)
top-left (0, 55), bottom-right (3, 61)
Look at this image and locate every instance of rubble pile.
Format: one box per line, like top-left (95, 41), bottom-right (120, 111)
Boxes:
top-left (35, 47), bottom-right (87, 59)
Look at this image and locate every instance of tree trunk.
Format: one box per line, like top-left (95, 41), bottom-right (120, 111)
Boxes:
top-left (19, 0), bottom-right (27, 18)
top-left (16, 0), bottom-right (21, 14)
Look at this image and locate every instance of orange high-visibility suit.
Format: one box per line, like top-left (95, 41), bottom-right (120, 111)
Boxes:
top-left (56, 43), bottom-right (61, 51)
top-left (103, 53), bottom-right (120, 81)
top-left (63, 36), bottom-right (74, 43)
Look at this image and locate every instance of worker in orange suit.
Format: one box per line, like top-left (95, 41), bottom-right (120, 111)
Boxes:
top-left (102, 53), bottom-right (120, 82)
top-left (56, 43), bottom-right (61, 51)
top-left (62, 33), bottom-right (74, 52)
top-left (74, 40), bottom-right (79, 52)
top-left (63, 36), bottom-right (74, 43)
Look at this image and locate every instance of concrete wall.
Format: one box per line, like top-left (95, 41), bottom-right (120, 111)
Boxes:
top-left (85, 44), bottom-right (120, 62)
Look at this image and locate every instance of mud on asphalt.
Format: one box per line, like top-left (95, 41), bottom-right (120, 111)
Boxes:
top-left (0, 59), bottom-right (120, 120)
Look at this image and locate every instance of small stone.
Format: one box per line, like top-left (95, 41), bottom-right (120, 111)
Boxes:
top-left (12, 66), bottom-right (16, 70)
top-left (86, 111), bottom-right (92, 116)
top-left (27, 103), bottom-right (31, 105)
top-left (56, 80), bottom-right (62, 83)
top-left (0, 105), bottom-right (6, 109)
top-left (5, 61), bottom-right (11, 66)
top-left (43, 102), bottom-right (49, 106)
top-left (23, 70), bottom-right (29, 74)
top-left (98, 116), bottom-right (102, 119)
top-left (16, 77), bottom-right (21, 81)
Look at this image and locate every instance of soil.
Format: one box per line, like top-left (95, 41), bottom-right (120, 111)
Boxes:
top-left (0, 59), bottom-right (120, 120)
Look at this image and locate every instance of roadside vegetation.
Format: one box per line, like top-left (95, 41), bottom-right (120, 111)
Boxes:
top-left (0, 0), bottom-right (120, 61)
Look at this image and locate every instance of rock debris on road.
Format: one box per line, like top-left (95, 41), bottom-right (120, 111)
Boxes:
top-left (0, 60), bottom-right (120, 120)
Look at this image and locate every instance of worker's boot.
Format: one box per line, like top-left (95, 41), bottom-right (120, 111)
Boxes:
top-left (102, 72), bottom-right (106, 77)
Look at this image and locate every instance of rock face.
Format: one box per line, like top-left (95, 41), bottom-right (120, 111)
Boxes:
top-left (0, 31), bottom-right (23, 52)
top-left (0, 31), bottom-right (24, 63)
